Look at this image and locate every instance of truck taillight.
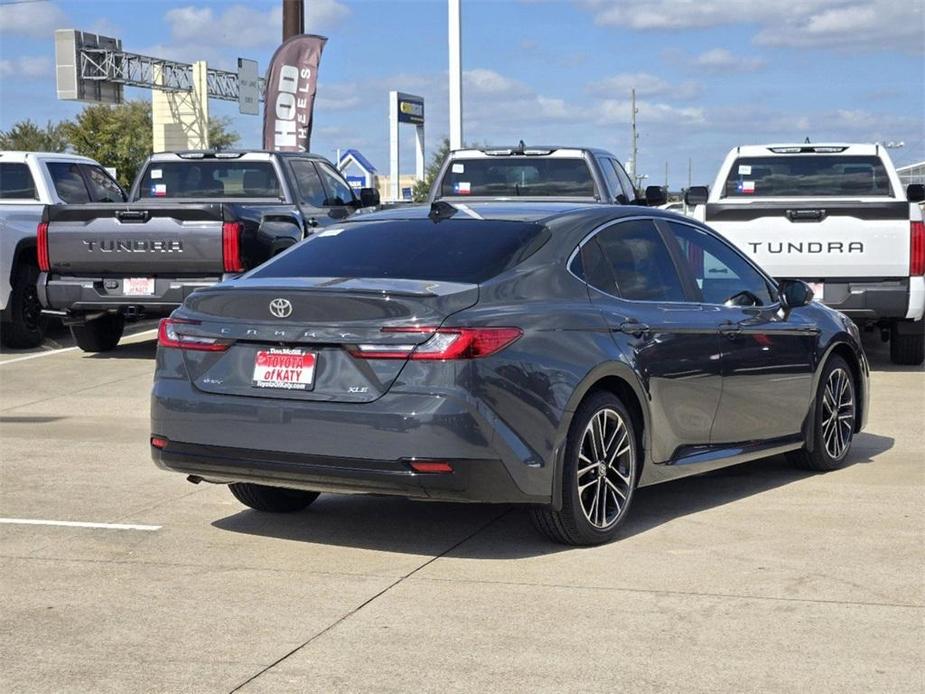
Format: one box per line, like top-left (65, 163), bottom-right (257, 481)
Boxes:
top-left (222, 221), bottom-right (243, 272)
top-left (37, 221), bottom-right (50, 272)
top-left (911, 221), bottom-right (925, 276)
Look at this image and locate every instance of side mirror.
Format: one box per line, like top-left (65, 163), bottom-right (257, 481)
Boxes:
top-left (685, 186), bottom-right (709, 206)
top-left (907, 184), bottom-right (925, 203)
top-left (778, 279), bottom-right (814, 309)
top-left (358, 187), bottom-right (380, 208)
top-left (645, 185), bottom-right (667, 206)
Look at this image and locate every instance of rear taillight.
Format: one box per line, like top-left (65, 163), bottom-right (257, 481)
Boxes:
top-left (408, 461), bottom-right (454, 474)
top-left (158, 318), bottom-right (230, 352)
top-left (350, 326), bottom-right (522, 360)
top-left (911, 221), bottom-right (925, 276)
top-left (37, 221), bottom-right (50, 272)
top-left (150, 436), bottom-right (169, 449)
top-left (222, 221), bottom-right (243, 272)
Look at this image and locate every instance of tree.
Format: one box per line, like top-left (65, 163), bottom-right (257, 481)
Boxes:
top-left (412, 137), bottom-right (452, 202)
top-left (62, 101), bottom-right (154, 188)
top-left (0, 119), bottom-right (69, 153)
top-left (208, 116), bottom-right (240, 151)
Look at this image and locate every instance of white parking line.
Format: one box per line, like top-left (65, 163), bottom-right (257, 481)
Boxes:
top-left (0, 518), bottom-right (161, 531)
top-left (0, 328), bottom-right (158, 366)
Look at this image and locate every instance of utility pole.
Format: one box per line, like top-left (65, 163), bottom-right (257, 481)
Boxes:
top-left (630, 88), bottom-right (639, 186)
top-left (688, 157), bottom-right (692, 188)
top-left (448, 0), bottom-right (463, 150)
top-left (664, 161), bottom-right (669, 189)
top-left (283, 0), bottom-right (304, 41)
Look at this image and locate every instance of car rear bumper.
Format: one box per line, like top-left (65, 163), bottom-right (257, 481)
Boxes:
top-left (40, 273), bottom-right (221, 314)
top-left (786, 277), bottom-right (921, 322)
top-left (150, 377), bottom-right (550, 504)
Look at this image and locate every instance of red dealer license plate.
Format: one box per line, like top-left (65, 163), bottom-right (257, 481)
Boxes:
top-left (252, 349), bottom-right (316, 390)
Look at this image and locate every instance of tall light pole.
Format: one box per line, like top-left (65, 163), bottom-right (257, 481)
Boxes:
top-left (630, 88), bottom-right (639, 186)
top-left (448, 0), bottom-right (463, 150)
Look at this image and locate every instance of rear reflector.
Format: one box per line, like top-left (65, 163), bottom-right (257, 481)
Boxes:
top-left (37, 221), bottom-right (50, 272)
top-left (351, 326), bottom-right (522, 360)
top-left (158, 318), bottom-right (230, 351)
top-left (409, 461), bottom-right (453, 473)
top-left (150, 436), bottom-right (168, 449)
top-left (222, 221), bottom-right (244, 272)
top-left (911, 221), bottom-right (924, 276)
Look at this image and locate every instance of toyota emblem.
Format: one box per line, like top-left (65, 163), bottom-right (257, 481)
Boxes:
top-left (269, 298), bottom-right (293, 318)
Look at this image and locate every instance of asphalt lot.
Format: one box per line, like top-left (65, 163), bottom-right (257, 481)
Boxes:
top-left (0, 325), bottom-right (922, 693)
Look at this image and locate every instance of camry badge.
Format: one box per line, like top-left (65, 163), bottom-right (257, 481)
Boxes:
top-left (269, 298), bottom-right (293, 318)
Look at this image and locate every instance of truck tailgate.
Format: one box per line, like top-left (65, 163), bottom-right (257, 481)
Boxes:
top-left (46, 203), bottom-right (225, 275)
top-left (705, 200), bottom-right (910, 278)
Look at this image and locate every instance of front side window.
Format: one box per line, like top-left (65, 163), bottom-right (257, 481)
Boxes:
top-left (611, 161), bottom-right (637, 202)
top-left (440, 157), bottom-right (596, 198)
top-left (316, 162), bottom-right (355, 206)
top-left (47, 162), bottom-right (91, 203)
top-left (666, 221), bottom-right (774, 306)
top-left (81, 165), bottom-right (125, 202)
top-left (0, 163), bottom-right (37, 199)
top-left (722, 155), bottom-right (893, 197)
top-left (136, 161), bottom-right (282, 199)
top-left (594, 220), bottom-right (687, 302)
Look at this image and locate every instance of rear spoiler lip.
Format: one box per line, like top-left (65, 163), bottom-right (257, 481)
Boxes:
top-left (203, 277), bottom-right (481, 299)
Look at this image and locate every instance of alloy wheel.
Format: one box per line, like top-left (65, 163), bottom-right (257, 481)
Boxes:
top-left (577, 408), bottom-right (634, 529)
top-left (821, 367), bottom-right (854, 461)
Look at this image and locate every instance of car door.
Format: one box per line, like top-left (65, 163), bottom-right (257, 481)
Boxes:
top-left (658, 218), bottom-right (817, 443)
top-left (288, 158), bottom-right (333, 231)
top-left (315, 161), bottom-right (359, 220)
top-left (578, 217), bottom-right (724, 465)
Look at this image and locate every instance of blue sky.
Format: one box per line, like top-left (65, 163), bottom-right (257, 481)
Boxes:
top-left (1, 0), bottom-right (922, 188)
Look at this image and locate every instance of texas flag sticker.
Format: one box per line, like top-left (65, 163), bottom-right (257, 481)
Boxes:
top-left (454, 181), bottom-right (471, 195)
top-left (151, 183), bottom-right (167, 197)
top-left (737, 180), bottom-right (756, 194)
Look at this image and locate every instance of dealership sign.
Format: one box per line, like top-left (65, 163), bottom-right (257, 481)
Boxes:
top-left (397, 96), bottom-right (425, 125)
top-left (262, 34), bottom-right (327, 152)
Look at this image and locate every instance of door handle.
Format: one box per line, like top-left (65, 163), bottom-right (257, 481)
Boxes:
top-left (618, 321), bottom-right (651, 337)
top-left (719, 321), bottom-right (743, 339)
top-left (115, 210), bottom-right (149, 223)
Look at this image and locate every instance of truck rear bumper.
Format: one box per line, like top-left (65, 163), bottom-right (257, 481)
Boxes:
top-left (40, 274), bottom-right (221, 314)
top-left (785, 277), bottom-right (923, 322)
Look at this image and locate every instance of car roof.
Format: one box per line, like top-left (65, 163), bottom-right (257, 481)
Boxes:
top-left (0, 151), bottom-right (99, 164)
top-left (146, 150), bottom-right (331, 162)
top-left (732, 143), bottom-right (881, 157)
top-left (449, 146), bottom-right (615, 158)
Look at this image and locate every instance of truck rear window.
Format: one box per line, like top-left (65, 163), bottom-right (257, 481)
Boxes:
top-left (137, 161), bottom-right (282, 199)
top-left (0, 163), bottom-right (37, 200)
top-left (723, 156), bottom-right (893, 197)
top-left (440, 158), bottom-right (595, 198)
top-left (250, 219), bottom-right (549, 284)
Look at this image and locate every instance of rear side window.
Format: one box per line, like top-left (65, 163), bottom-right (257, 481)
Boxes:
top-left (80, 164), bottom-right (125, 202)
top-left (594, 220), bottom-right (686, 302)
top-left (289, 159), bottom-right (327, 207)
top-left (251, 219), bottom-right (550, 284)
top-left (316, 162), bottom-right (355, 206)
top-left (723, 155), bottom-right (893, 197)
top-left (0, 163), bottom-right (37, 199)
top-left (440, 158), bottom-right (596, 198)
top-left (137, 161), bottom-right (282, 199)
top-left (47, 162), bottom-right (91, 203)
top-left (597, 157), bottom-right (628, 204)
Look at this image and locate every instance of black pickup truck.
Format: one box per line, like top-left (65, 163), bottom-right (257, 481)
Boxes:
top-left (38, 150), bottom-right (379, 352)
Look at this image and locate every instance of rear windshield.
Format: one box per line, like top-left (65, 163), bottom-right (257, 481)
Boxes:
top-left (440, 157), bottom-right (596, 198)
top-left (250, 219), bottom-right (549, 284)
top-left (0, 163), bottom-right (37, 200)
top-left (137, 161), bottom-right (282, 199)
top-left (723, 155), bottom-right (893, 197)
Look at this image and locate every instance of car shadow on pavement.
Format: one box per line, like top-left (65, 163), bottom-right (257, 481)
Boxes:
top-left (211, 432), bottom-right (894, 558)
top-left (85, 339), bottom-right (158, 360)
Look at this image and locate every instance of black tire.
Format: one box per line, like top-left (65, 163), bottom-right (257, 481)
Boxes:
top-left (530, 390), bottom-right (639, 545)
top-left (69, 313), bottom-right (125, 353)
top-left (788, 354), bottom-right (856, 472)
top-left (889, 321), bottom-right (924, 366)
top-left (229, 482), bottom-right (319, 513)
top-left (0, 262), bottom-right (47, 349)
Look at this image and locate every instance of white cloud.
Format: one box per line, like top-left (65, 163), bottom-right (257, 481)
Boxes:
top-left (464, 68), bottom-right (531, 96)
top-left (315, 83), bottom-right (363, 111)
top-left (589, 72), bottom-right (702, 100)
top-left (0, 56), bottom-right (53, 79)
top-left (0, 1), bottom-right (67, 38)
top-left (581, 0), bottom-right (924, 53)
top-left (693, 49), bottom-right (765, 72)
top-left (595, 98), bottom-right (706, 127)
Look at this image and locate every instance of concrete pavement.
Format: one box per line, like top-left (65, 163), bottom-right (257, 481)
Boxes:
top-left (0, 331), bottom-right (922, 693)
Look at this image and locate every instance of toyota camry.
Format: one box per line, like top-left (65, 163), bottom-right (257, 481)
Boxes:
top-left (151, 202), bottom-right (869, 545)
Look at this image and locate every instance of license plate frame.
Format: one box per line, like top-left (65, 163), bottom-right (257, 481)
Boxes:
top-left (252, 348), bottom-right (316, 391)
top-left (123, 277), bottom-right (155, 296)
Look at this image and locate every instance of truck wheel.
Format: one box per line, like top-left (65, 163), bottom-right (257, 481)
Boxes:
top-left (70, 313), bottom-right (125, 353)
top-left (229, 483), bottom-right (319, 512)
top-left (890, 321), bottom-right (924, 366)
top-left (0, 262), bottom-right (47, 349)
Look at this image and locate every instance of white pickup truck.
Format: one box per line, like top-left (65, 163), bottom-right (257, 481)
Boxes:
top-left (686, 143), bottom-right (925, 365)
top-left (0, 151), bottom-right (125, 347)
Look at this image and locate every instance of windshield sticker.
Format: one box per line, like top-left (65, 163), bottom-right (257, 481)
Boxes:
top-left (451, 163), bottom-right (465, 174)
top-left (150, 168), bottom-right (163, 179)
top-left (737, 164), bottom-right (752, 175)
top-left (151, 183), bottom-right (167, 197)
top-left (318, 228), bottom-right (343, 237)
top-left (454, 181), bottom-right (471, 195)
top-left (737, 180), bottom-right (756, 194)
